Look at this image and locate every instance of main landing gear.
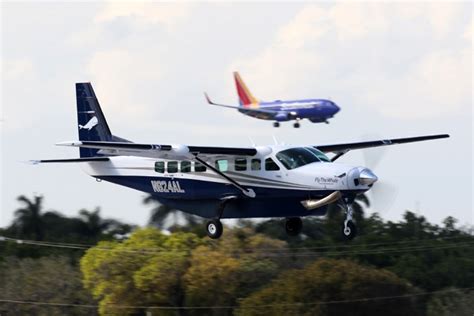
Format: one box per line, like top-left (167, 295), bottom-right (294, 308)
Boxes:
top-left (341, 199), bottom-right (357, 240)
top-left (285, 217), bottom-right (303, 236)
top-left (273, 122), bottom-right (280, 128)
top-left (293, 121), bottom-right (300, 128)
top-left (206, 219), bottom-right (223, 239)
top-left (205, 196), bottom-right (235, 239)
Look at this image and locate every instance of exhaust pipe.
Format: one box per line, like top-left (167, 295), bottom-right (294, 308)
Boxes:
top-left (301, 191), bottom-right (342, 210)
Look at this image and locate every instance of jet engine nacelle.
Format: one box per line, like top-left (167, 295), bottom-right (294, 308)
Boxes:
top-left (275, 112), bottom-right (290, 122)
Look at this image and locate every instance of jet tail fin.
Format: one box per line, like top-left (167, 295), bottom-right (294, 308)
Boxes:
top-left (76, 83), bottom-right (130, 157)
top-left (233, 72), bottom-right (258, 108)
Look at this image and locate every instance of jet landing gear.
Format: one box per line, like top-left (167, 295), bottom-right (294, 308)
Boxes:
top-left (285, 217), bottom-right (303, 236)
top-left (341, 199), bottom-right (357, 240)
top-left (273, 122), bottom-right (280, 128)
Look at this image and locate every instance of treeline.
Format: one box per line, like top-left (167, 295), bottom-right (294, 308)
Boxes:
top-left (0, 194), bottom-right (473, 315)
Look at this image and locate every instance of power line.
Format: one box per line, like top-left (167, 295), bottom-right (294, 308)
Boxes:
top-left (1, 235), bottom-right (473, 257)
top-left (0, 287), bottom-right (472, 310)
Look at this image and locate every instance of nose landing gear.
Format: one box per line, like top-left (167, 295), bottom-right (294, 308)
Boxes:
top-left (341, 199), bottom-right (357, 240)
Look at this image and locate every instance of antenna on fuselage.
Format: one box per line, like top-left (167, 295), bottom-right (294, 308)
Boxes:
top-left (248, 136), bottom-right (256, 147)
top-left (272, 135), bottom-right (280, 145)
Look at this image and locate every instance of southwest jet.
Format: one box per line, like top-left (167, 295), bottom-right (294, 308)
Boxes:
top-left (32, 83), bottom-right (449, 239)
top-left (205, 72), bottom-right (340, 128)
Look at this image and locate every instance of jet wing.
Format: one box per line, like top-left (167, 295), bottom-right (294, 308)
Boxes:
top-left (315, 134), bottom-right (449, 161)
top-left (205, 93), bottom-right (278, 116)
top-left (56, 141), bottom-right (257, 158)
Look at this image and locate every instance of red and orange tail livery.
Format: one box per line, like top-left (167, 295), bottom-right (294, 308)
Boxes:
top-left (234, 72), bottom-right (259, 108)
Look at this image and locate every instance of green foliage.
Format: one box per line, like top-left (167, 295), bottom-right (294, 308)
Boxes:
top-left (237, 258), bottom-right (421, 316)
top-left (0, 256), bottom-right (96, 316)
top-left (80, 228), bottom-right (202, 315)
top-left (426, 288), bottom-right (474, 316)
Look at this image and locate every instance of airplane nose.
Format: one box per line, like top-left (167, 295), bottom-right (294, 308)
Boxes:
top-left (359, 168), bottom-right (378, 185)
top-left (332, 103), bottom-right (340, 114)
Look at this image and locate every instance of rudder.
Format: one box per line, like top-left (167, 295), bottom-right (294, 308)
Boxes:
top-left (76, 83), bottom-right (113, 157)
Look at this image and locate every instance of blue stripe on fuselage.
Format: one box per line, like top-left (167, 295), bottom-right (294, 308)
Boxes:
top-left (96, 175), bottom-right (361, 219)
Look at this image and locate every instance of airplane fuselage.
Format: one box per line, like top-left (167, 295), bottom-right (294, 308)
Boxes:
top-left (238, 99), bottom-right (340, 123)
top-left (81, 145), bottom-right (374, 219)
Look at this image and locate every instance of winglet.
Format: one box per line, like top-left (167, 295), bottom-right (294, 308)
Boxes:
top-left (204, 92), bottom-right (213, 105)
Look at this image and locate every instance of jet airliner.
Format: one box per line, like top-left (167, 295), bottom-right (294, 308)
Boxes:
top-left (205, 72), bottom-right (340, 128)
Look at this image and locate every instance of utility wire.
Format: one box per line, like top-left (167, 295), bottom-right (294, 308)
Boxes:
top-left (0, 287), bottom-right (472, 310)
top-left (1, 236), bottom-right (473, 257)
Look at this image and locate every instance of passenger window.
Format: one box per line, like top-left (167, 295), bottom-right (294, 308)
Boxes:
top-left (265, 158), bottom-right (280, 171)
top-left (195, 162), bottom-right (207, 172)
top-left (235, 158), bottom-right (247, 171)
top-left (251, 159), bottom-right (261, 171)
top-left (167, 161), bottom-right (178, 173)
top-left (181, 161), bottom-right (191, 173)
top-left (215, 159), bottom-right (228, 172)
top-left (154, 161), bottom-right (165, 173)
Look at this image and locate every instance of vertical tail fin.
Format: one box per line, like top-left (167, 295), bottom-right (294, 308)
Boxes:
top-left (76, 83), bottom-right (122, 158)
top-left (233, 72), bottom-right (258, 108)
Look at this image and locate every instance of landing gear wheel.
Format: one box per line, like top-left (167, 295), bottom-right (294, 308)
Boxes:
top-left (273, 122), bottom-right (280, 128)
top-left (293, 122), bottom-right (300, 128)
top-left (285, 217), bottom-right (303, 236)
top-left (342, 220), bottom-right (357, 240)
top-left (206, 219), bottom-right (223, 239)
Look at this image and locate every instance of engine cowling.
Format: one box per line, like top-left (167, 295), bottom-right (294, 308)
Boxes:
top-left (275, 112), bottom-right (290, 122)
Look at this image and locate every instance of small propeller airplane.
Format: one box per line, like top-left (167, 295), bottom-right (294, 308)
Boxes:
top-left (32, 83), bottom-right (449, 239)
top-left (205, 72), bottom-right (340, 128)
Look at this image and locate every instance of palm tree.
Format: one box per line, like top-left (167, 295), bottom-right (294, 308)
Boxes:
top-left (78, 208), bottom-right (115, 238)
top-left (12, 195), bottom-right (45, 240)
top-left (142, 195), bottom-right (201, 229)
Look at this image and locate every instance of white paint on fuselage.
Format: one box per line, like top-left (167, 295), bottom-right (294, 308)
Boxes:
top-left (80, 144), bottom-right (374, 194)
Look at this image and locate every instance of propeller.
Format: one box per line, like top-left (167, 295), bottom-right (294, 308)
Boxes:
top-left (361, 135), bottom-right (399, 216)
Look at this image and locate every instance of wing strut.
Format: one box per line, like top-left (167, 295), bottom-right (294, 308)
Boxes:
top-left (193, 156), bottom-right (256, 198)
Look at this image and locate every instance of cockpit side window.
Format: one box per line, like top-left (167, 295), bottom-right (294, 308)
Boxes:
top-left (276, 147), bottom-right (326, 170)
top-left (265, 158), bottom-right (280, 171)
top-left (306, 147), bottom-right (331, 162)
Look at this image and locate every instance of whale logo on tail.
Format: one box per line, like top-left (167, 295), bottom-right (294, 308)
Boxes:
top-left (79, 116), bottom-right (98, 130)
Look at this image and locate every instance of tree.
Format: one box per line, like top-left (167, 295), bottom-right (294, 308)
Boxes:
top-left (143, 195), bottom-right (202, 230)
top-left (11, 195), bottom-right (46, 240)
top-left (237, 258), bottom-right (421, 316)
top-left (81, 228), bottom-right (202, 315)
top-left (0, 256), bottom-right (96, 316)
top-left (427, 288), bottom-right (474, 316)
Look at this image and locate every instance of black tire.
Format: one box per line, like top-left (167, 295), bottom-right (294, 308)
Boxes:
top-left (206, 219), bottom-right (223, 239)
top-left (294, 122), bottom-right (300, 128)
top-left (342, 220), bottom-right (357, 240)
top-left (273, 122), bottom-right (280, 128)
top-left (285, 217), bottom-right (303, 236)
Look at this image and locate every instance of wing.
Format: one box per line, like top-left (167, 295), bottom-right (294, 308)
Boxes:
top-left (315, 134), bottom-right (449, 161)
top-left (204, 93), bottom-right (278, 116)
top-left (56, 141), bottom-right (257, 158)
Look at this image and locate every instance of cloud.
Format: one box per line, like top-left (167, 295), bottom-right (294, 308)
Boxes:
top-left (95, 1), bottom-right (193, 30)
top-left (3, 58), bottom-right (34, 81)
top-left (85, 49), bottom-right (166, 122)
top-left (229, 2), bottom-right (471, 119)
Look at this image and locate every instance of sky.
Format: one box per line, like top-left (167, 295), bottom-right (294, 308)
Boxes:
top-left (1, 1), bottom-right (472, 228)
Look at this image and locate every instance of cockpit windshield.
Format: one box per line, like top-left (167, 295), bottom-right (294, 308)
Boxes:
top-left (276, 147), bottom-right (330, 170)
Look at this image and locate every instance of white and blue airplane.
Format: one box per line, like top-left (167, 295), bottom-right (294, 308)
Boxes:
top-left (205, 72), bottom-right (340, 128)
top-left (33, 83), bottom-right (449, 239)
